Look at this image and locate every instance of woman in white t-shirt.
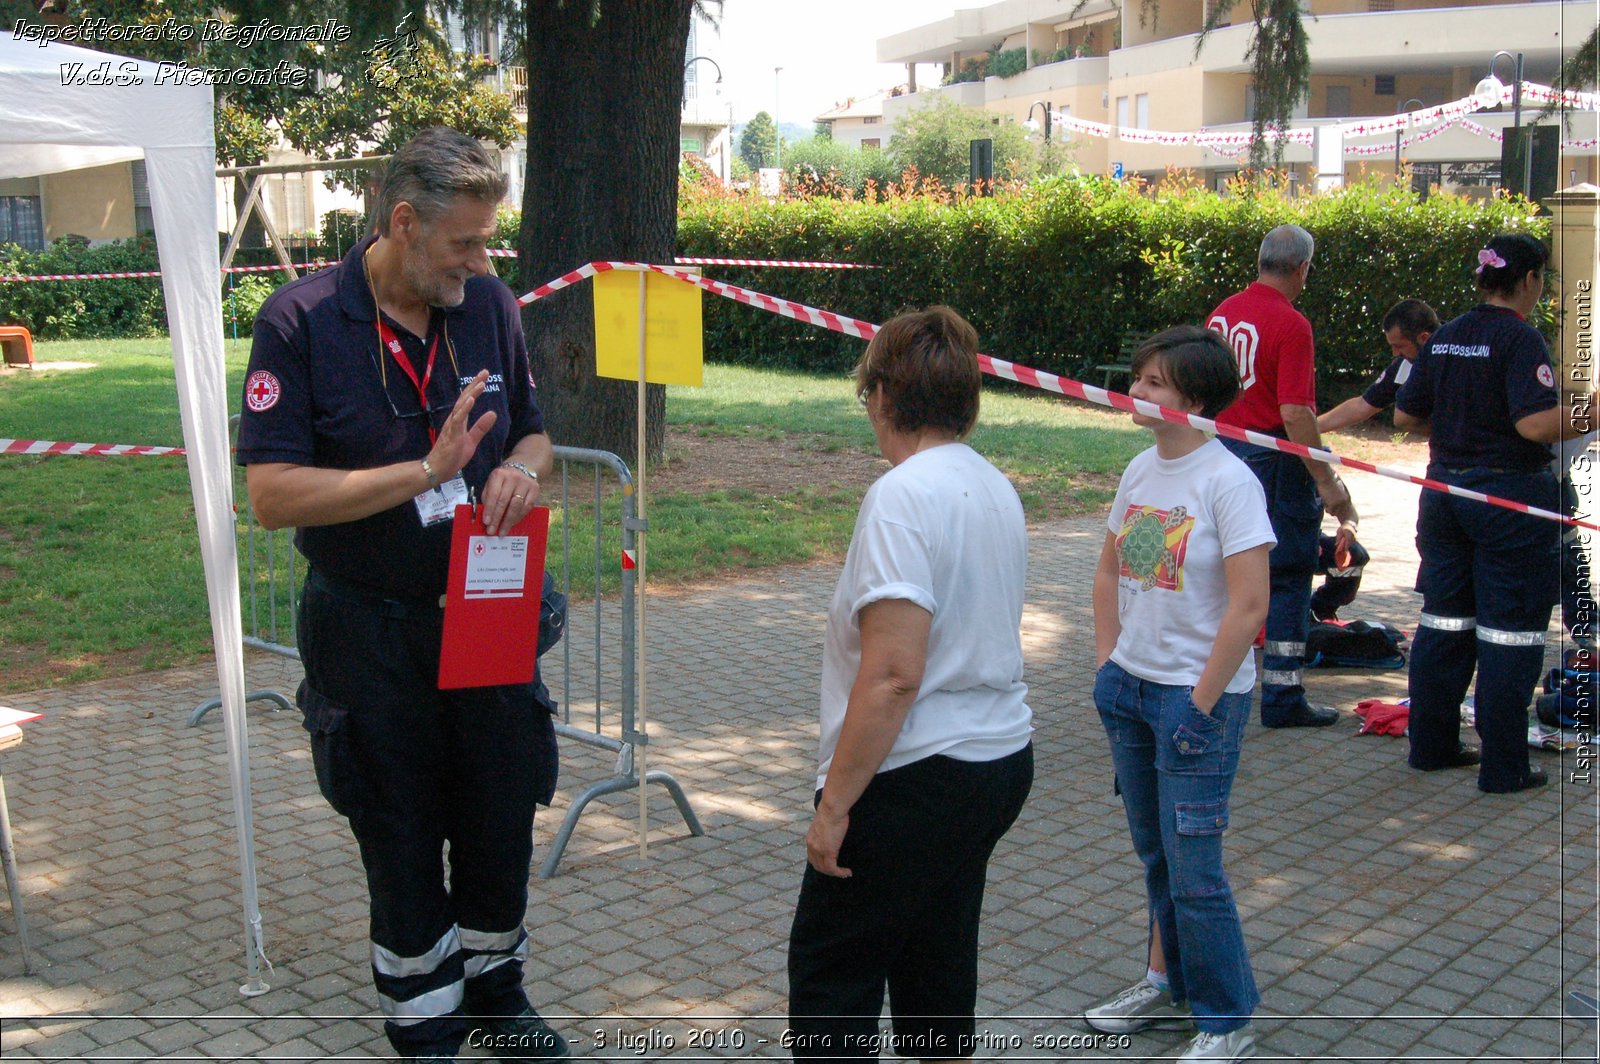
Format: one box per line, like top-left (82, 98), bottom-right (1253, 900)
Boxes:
top-left (787, 307), bottom-right (1034, 1063)
top-left (1085, 326), bottom-right (1275, 1064)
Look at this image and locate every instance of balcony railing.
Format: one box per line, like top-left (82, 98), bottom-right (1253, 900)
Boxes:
top-left (505, 65), bottom-right (527, 114)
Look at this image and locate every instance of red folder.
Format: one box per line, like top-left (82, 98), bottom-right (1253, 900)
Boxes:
top-left (438, 504), bottom-right (549, 690)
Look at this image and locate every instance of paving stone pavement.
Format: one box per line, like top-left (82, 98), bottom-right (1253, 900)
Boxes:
top-left (0, 465), bottom-right (1596, 1062)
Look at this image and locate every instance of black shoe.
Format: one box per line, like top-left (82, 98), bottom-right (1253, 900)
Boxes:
top-left (1263, 703), bottom-right (1340, 728)
top-left (475, 1008), bottom-right (573, 1062)
top-left (1479, 767), bottom-right (1549, 794)
top-left (1413, 744), bottom-right (1481, 771)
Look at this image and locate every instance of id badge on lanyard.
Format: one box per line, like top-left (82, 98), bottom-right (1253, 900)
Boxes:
top-left (416, 476), bottom-right (469, 526)
top-left (377, 316), bottom-right (467, 527)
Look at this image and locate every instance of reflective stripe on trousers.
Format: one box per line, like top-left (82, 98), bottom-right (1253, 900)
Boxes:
top-left (375, 926), bottom-right (465, 1026)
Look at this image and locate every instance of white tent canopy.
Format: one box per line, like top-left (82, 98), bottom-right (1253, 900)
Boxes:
top-left (0, 32), bottom-right (266, 992)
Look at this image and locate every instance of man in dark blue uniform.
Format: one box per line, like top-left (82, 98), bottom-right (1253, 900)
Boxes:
top-left (1319, 299), bottom-right (1439, 435)
top-left (1395, 233), bottom-right (1593, 794)
top-left (237, 128), bottom-right (567, 1061)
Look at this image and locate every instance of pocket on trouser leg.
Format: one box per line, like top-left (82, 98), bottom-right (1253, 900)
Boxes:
top-left (1172, 799), bottom-right (1230, 897)
top-left (297, 680), bottom-right (365, 823)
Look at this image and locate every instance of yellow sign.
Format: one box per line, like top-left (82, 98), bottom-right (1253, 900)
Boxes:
top-left (593, 269), bottom-right (704, 386)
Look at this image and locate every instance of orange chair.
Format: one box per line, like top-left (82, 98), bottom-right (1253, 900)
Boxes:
top-left (0, 326), bottom-right (33, 368)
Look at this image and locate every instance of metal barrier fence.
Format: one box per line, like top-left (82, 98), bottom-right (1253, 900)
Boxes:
top-left (192, 434), bottom-right (702, 877)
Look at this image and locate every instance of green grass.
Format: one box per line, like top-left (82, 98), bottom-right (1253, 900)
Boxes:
top-left (0, 340), bottom-right (1147, 692)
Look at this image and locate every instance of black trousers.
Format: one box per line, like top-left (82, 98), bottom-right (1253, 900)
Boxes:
top-left (787, 745), bottom-right (1033, 1061)
top-left (297, 569), bottom-right (559, 1057)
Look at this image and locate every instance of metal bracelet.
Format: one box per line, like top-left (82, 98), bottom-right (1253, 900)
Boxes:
top-left (501, 460), bottom-right (539, 482)
top-left (421, 457), bottom-right (439, 490)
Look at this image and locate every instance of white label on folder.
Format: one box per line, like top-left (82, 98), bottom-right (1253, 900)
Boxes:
top-left (464, 535), bottom-right (528, 598)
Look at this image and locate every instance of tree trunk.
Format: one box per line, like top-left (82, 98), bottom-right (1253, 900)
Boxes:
top-left (520, 0), bottom-right (692, 463)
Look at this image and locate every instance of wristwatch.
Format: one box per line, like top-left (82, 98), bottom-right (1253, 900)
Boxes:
top-left (501, 460), bottom-right (539, 483)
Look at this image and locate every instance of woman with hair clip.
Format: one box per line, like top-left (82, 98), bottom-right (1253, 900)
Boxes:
top-left (1395, 232), bottom-right (1595, 794)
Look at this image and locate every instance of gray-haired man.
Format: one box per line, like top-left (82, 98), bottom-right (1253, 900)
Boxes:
top-left (238, 127), bottom-right (568, 1062)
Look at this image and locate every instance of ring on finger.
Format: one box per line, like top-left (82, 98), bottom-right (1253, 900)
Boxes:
top-left (513, 493), bottom-right (526, 499)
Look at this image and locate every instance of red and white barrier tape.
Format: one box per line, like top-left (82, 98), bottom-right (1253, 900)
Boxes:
top-left (1, 262), bottom-right (331, 282)
top-left (673, 257), bottom-right (878, 269)
top-left (489, 248), bottom-right (874, 269)
top-left (10, 265), bottom-right (1589, 532)
top-left (1, 438), bottom-right (184, 457)
top-left (516, 263), bottom-right (1598, 532)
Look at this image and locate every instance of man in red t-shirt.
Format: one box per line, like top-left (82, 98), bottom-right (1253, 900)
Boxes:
top-left (1208, 224), bottom-right (1359, 728)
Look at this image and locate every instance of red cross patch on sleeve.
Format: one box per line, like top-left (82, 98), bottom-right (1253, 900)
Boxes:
top-left (245, 370), bottom-right (282, 412)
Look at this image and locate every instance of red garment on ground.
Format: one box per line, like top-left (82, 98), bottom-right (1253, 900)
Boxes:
top-left (1354, 699), bottom-right (1409, 736)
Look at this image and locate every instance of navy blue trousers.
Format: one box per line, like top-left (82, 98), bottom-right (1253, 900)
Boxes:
top-left (1406, 468), bottom-right (1559, 791)
top-left (297, 569), bottom-right (559, 1057)
top-left (1221, 440), bottom-right (1322, 722)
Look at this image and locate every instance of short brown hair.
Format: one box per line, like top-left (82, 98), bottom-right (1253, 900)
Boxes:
top-left (854, 306), bottom-right (982, 437)
top-left (1130, 326), bottom-right (1240, 419)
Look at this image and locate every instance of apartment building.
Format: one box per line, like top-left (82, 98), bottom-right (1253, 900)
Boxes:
top-left (814, 93), bottom-right (895, 150)
top-left (878, 0), bottom-right (1599, 193)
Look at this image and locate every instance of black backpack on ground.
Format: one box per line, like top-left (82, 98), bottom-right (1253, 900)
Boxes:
top-left (1304, 618), bottom-right (1407, 669)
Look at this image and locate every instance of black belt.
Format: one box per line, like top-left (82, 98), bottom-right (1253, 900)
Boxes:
top-left (306, 568), bottom-right (445, 617)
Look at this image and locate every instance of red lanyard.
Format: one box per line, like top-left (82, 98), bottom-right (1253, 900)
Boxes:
top-left (377, 317), bottom-right (441, 444)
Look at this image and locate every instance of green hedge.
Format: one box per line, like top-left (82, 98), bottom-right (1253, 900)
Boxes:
top-left (0, 237), bottom-right (167, 339)
top-left (4, 178), bottom-right (1549, 385)
top-left (675, 176), bottom-right (1550, 389)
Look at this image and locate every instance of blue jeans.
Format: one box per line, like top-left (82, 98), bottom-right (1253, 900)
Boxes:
top-left (1222, 439), bottom-right (1322, 722)
top-left (1094, 660), bottom-right (1259, 1034)
top-left (1407, 467), bottom-right (1559, 790)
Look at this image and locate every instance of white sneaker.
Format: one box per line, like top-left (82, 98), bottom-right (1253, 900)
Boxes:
top-left (1083, 979), bottom-right (1195, 1034)
top-left (1178, 1025), bottom-right (1256, 1062)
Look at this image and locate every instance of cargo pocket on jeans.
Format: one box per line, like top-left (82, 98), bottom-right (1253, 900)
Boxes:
top-left (297, 680), bottom-right (364, 823)
top-left (1175, 799), bottom-right (1229, 836)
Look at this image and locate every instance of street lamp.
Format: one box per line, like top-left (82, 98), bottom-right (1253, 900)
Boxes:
top-left (1394, 97), bottom-right (1423, 176)
top-left (1025, 100), bottom-right (1054, 145)
top-left (683, 54), bottom-right (723, 101)
top-left (1475, 50), bottom-right (1531, 198)
top-left (684, 56), bottom-right (727, 183)
top-left (774, 66), bottom-right (783, 171)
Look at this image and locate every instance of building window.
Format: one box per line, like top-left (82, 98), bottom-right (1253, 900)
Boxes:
top-left (1326, 85), bottom-right (1352, 116)
top-left (1374, 74), bottom-right (1395, 96)
top-left (862, 138), bottom-right (881, 149)
top-left (1135, 94), bottom-right (1150, 130)
top-left (1116, 96), bottom-right (1129, 128)
top-left (0, 196), bottom-right (44, 250)
top-left (863, 115), bottom-right (880, 124)
top-left (1368, 0), bottom-right (1393, 10)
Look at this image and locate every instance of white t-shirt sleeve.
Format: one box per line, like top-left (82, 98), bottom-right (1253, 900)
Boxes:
top-left (1211, 471), bottom-right (1276, 558)
top-left (843, 507), bottom-right (939, 623)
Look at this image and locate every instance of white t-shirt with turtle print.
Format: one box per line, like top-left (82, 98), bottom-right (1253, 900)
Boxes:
top-left (1106, 438), bottom-right (1276, 694)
